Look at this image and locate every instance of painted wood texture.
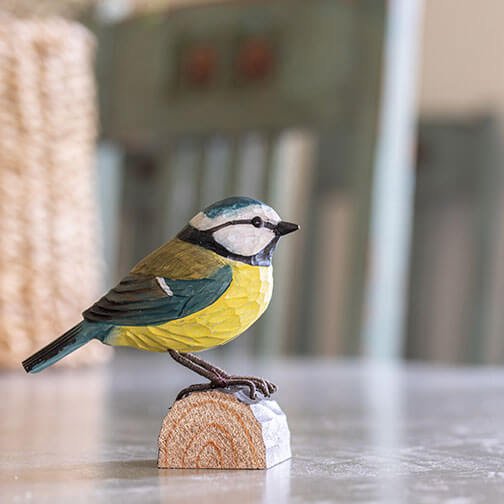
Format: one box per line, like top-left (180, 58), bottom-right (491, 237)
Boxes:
top-left (158, 389), bottom-right (291, 469)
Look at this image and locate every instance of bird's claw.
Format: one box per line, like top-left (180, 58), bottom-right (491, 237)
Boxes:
top-left (176, 382), bottom-right (216, 400)
top-left (175, 376), bottom-right (278, 401)
top-left (227, 375), bottom-right (277, 398)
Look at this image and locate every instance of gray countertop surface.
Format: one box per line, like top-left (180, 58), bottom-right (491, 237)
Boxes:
top-left (2, 350), bottom-right (504, 503)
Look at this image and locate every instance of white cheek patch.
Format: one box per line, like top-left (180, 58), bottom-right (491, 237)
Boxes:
top-left (213, 225), bottom-right (276, 257)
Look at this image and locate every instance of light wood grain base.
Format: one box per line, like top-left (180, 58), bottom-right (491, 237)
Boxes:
top-left (158, 389), bottom-right (291, 469)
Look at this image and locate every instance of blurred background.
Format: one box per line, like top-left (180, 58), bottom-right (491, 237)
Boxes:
top-left (1, 0), bottom-right (503, 369)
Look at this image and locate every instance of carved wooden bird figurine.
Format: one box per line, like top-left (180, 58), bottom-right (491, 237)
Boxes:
top-left (22, 197), bottom-right (299, 399)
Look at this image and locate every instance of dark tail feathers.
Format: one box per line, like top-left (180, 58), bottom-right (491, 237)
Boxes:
top-left (22, 321), bottom-right (92, 373)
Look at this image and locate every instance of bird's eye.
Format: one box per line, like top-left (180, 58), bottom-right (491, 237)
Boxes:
top-left (251, 216), bottom-right (263, 228)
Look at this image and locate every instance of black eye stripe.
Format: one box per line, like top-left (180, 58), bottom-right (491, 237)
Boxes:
top-left (205, 219), bottom-right (276, 233)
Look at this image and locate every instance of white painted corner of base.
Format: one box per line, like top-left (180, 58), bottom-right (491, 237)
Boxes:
top-left (250, 397), bottom-right (292, 468)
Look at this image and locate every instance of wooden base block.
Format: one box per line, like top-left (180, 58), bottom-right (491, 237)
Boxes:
top-left (158, 389), bottom-right (291, 469)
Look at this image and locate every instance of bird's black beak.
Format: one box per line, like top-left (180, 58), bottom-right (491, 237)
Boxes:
top-left (276, 221), bottom-right (300, 236)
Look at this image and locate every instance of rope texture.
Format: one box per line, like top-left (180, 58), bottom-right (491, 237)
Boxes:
top-left (0, 16), bottom-right (108, 369)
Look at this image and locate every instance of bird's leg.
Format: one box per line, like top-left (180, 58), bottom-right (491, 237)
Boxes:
top-left (180, 352), bottom-right (230, 379)
top-left (181, 352), bottom-right (277, 396)
top-left (181, 353), bottom-right (277, 393)
top-left (169, 350), bottom-right (277, 400)
top-left (168, 350), bottom-right (229, 400)
top-left (187, 353), bottom-right (278, 396)
top-left (168, 350), bottom-right (219, 382)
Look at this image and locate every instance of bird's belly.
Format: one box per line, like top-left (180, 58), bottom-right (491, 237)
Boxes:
top-left (111, 264), bottom-right (273, 352)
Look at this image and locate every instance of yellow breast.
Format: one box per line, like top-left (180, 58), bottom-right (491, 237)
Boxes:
top-left (111, 261), bottom-right (273, 353)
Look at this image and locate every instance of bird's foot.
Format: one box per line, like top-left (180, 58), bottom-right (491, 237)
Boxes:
top-left (175, 382), bottom-right (217, 401)
top-left (169, 350), bottom-right (277, 401)
top-left (226, 375), bottom-right (277, 399)
top-left (175, 375), bottom-right (277, 401)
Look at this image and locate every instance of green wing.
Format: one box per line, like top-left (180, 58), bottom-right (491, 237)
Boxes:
top-left (83, 265), bottom-right (232, 326)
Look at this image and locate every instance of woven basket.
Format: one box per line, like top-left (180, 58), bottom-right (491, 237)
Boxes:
top-left (0, 16), bottom-right (110, 370)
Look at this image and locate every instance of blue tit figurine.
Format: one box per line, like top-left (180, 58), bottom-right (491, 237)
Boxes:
top-left (23, 196), bottom-right (299, 399)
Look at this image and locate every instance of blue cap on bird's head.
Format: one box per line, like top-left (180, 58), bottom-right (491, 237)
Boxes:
top-left (178, 196), bottom-right (299, 266)
top-left (203, 196), bottom-right (264, 218)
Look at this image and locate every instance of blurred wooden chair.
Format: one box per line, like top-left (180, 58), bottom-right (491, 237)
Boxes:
top-left (92, 0), bottom-right (386, 357)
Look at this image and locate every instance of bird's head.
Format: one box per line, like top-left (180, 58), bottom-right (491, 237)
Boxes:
top-left (178, 196), bottom-right (299, 266)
